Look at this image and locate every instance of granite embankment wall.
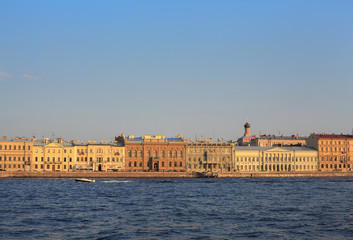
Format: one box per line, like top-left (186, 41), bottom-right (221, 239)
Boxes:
top-left (0, 171), bottom-right (196, 178)
top-left (1, 171), bottom-right (353, 178)
top-left (219, 171), bottom-right (353, 178)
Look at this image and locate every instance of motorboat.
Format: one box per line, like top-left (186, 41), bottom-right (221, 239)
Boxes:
top-left (75, 178), bottom-right (95, 183)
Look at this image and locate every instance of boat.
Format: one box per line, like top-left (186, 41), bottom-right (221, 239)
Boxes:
top-left (75, 178), bottom-right (95, 183)
top-left (197, 171), bottom-right (218, 178)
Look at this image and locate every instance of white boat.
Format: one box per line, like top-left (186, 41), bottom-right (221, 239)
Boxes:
top-left (75, 178), bottom-right (95, 183)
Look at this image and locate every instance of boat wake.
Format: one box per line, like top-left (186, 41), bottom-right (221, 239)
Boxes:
top-left (102, 180), bottom-right (133, 183)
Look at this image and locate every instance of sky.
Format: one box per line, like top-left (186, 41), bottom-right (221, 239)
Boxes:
top-left (1, 0), bottom-right (353, 141)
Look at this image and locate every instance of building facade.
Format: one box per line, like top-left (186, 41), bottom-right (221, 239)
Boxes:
top-left (31, 138), bottom-right (125, 172)
top-left (233, 146), bottom-right (318, 172)
top-left (307, 134), bottom-right (353, 171)
top-left (32, 138), bottom-right (76, 172)
top-left (118, 134), bottom-right (186, 172)
top-left (251, 135), bottom-right (307, 147)
top-left (75, 141), bottom-right (125, 172)
top-left (186, 142), bottom-right (233, 172)
top-left (0, 136), bottom-right (33, 171)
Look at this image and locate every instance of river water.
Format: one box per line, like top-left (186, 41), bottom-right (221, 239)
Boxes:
top-left (0, 178), bottom-right (352, 239)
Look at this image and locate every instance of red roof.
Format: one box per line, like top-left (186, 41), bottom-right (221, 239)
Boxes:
top-left (312, 134), bottom-right (353, 139)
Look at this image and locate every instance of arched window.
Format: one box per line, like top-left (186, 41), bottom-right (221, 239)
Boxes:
top-left (173, 151), bottom-right (177, 157)
top-left (179, 151), bottom-right (183, 157)
top-left (161, 151), bottom-right (165, 158)
top-left (154, 150), bottom-right (157, 158)
top-left (168, 151), bottom-right (172, 157)
top-left (139, 151), bottom-right (142, 157)
top-left (134, 150), bottom-right (137, 157)
top-left (128, 151), bottom-right (132, 157)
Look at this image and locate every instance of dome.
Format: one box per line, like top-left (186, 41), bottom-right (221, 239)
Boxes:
top-left (244, 122), bottom-right (250, 128)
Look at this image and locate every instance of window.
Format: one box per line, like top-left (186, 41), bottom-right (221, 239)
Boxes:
top-left (179, 151), bottom-right (183, 157)
top-left (154, 150), bottom-right (157, 158)
top-left (161, 151), bottom-right (165, 158)
top-left (139, 151), bottom-right (142, 157)
top-left (134, 151), bottom-right (137, 157)
top-left (147, 151), bottom-right (150, 158)
top-left (169, 151), bottom-right (172, 157)
top-left (128, 151), bottom-right (132, 157)
top-left (35, 157), bottom-right (38, 162)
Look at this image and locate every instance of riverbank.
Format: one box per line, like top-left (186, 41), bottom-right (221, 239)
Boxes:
top-left (1, 171), bottom-right (353, 178)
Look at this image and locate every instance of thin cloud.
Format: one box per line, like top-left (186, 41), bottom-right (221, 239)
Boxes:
top-left (0, 71), bottom-right (12, 81)
top-left (23, 74), bottom-right (40, 81)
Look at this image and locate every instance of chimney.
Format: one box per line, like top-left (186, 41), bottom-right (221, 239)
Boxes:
top-left (2, 136), bottom-right (6, 140)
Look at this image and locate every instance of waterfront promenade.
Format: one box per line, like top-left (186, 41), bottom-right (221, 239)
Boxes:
top-left (1, 171), bottom-right (353, 178)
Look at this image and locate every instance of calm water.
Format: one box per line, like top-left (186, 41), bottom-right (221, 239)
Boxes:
top-left (0, 178), bottom-right (353, 239)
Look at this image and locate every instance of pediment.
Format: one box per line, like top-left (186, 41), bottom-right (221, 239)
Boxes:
top-left (264, 147), bottom-right (290, 153)
top-left (45, 142), bottom-right (64, 148)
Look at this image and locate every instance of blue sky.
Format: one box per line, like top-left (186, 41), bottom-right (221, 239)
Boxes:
top-left (1, 0), bottom-right (353, 141)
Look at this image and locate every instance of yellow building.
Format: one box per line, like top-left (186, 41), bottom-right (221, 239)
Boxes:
top-left (75, 140), bottom-right (125, 172)
top-left (186, 142), bottom-right (233, 172)
top-left (32, 138), bottom-right (75, 172)
top-left (233, 146), bottom-right (318, 172)
top-left (32, 138), bottom-right (125, 172)
top-left (0, 136), bottom-right (33, 171)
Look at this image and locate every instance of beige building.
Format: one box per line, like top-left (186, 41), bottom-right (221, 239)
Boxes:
top-left (75, 141), bottom-right (125, 172)
top-left (32, 138), bottom-right (76, 172)
top-left (0, 136), bottom-right (33, 171)
top-left (233, 146), bottom-right (318, 172)
top-left (251, 135), bottom-right (307, 147)
top-left (186, 142), bottom-right (233, 172)
top-left (31, 138), bottom-right (124, 172)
